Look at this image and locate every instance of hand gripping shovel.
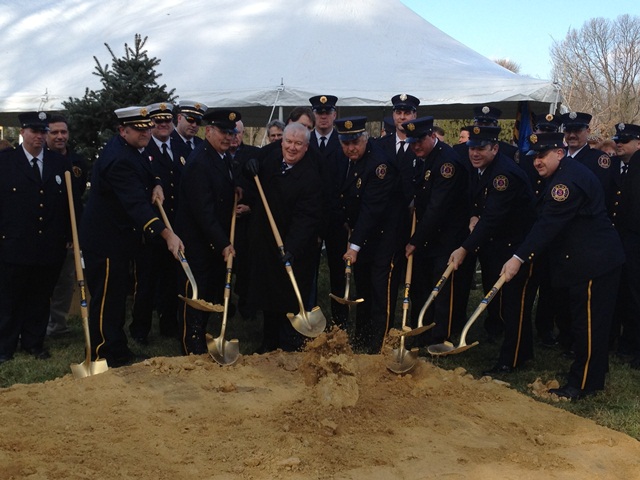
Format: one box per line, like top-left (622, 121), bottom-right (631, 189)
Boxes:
top-left (155, 201), bottom-right (223, 313)
top-left (66, 171), bottom-right (108, 378)
top-left (427, 273), bottom-right (506, 356)
top-left (253, 174), bottom-right (326, 337)
top-left (393, 263), bottom-right (455, 339)
top-left (328, 248), bottom-right (364, 307)
top-left (206, 194), bottom-right (240, 365)
top-left (386, 212), bottom-right (419, 374)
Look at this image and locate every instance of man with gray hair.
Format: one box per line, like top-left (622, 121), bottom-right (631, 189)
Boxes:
top-left (266, 119), bottom-right (285, 143)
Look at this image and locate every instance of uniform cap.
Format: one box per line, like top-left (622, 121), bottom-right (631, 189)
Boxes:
top-left (403, 116), bottom-right (434, 143)
top-left (391, 93), bottom-right (420, 111)
top-left (560, 111), bottom-right (592, 130)
top-left (526, 132), bottom-right (565, 155)
top-left (473, 105), bottom-right (502, 125)
top-left (18, 111), bottom-right (49, 131)
top-left (466, 125), bottom-right (501, 147)
top-left (612, 122), bottom-right (640, 142)
top-left (335, 116), bottom-right (367, 141)
top-left (533, 113), bottom-right (562, 133)
top-left (146, 102), bottom-right (174, 120)
top-left (177, 100), bottom-right (207, 119)
top-left (309, 95), bottom-right (338, 113)
top-left (115, 106), bottom-right (154, 129)
top-left (203, 108), bottom-right (241, 132)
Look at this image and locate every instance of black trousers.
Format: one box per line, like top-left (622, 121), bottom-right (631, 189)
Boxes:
top-left (0, 262), bottom-right (61, 357)
top-left (83, 251), bottom-right (132, 362)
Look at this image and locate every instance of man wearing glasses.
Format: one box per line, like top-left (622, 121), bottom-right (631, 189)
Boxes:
top-left (172, 100), bottom-right (207, 152)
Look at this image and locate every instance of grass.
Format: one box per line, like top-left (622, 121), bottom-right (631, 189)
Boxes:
top-left (1, 255), bottom-right (639, 442)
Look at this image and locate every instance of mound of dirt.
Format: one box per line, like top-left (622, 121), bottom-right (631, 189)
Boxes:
top-left (1, 329), bottom-right (638, 479)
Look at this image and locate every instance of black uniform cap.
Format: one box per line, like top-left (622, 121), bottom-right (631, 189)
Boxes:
top-left (309, 95), bottom-right (338, 113)
top-left (403, 116), bottom-right (434, 143)
top-left (466, 125), bottom-right (501, 147)
top-left (473, 105), bottom-right (502, 125)
top-left (19, 111), bottom-right (49, 131)
top-left (526, 132), bottom-right (565, 155)
top-left (335, 116), bottom-right (367, 141)
top-left (612, 122), bottom-right (640, 142)
top-left (391, 94), bottom-right (420, 111)
top-left (533, 113), bottom-right (562, 133)
top-left (560, 112), bottom-right (592, 130)
top-left (203, 109), bottom-right (241, 132)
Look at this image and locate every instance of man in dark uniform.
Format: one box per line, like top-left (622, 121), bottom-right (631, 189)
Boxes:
top-left (338, 117), bottom-right (400, 353)
top-left (174, 109), bottom-right (240, 355)
top-left (129, 102), bottom-right (190, 343)
top-left (81, 106), bottom-right (184, 367)
top-left (402, 117), bottom-right (473, 345)
top-left (0, 112), bottom-right (73, 363)
top-left (45, 114), bottom-right (89, 338)
top-left (502, 132), bottom-right (624, 399)
top-left (609, 123), bottom-right (640, 365)
top-left (244, 122), bottom-right (323, 352)
top-left (449, 126), bottom-right (537, 375)
top-left (171, 100), bottom-right (207, 152)
top-left (307, 94), bottom-right (350, 327)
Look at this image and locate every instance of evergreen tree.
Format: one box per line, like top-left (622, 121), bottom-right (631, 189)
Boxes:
top-left (63, 34), bottom-right (175, 164)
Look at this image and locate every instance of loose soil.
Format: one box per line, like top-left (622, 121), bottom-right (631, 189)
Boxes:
top-left (1, 328), bottom-right (638, 479)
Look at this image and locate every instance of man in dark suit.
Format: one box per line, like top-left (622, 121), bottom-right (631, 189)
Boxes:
top-left (0, 112), bottom-right (73, 363)
top-left (81, 106), bottom-right (184, 367)
top-left (174, 109), bottom-right (240, 355)
top-left (129, 102), bottom-right (190, 343)
top-left (402, 117), bottom-right (473, 346)
top-left (609, 123), bottom-right (640, 365)
top-left (502, 132), bottom-right (625, 399)
top-left (337, 117), bottom-right (401, 353)
top-left (449, 126), bottom-right (537, 376)
top-left (244, 122), bottom-right (323, 352)
top-left (171, 100), bottom-right (207, 152)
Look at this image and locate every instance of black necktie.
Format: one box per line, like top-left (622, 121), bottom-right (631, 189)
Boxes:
top-left (345, 161), bottom-right (354, 182)
top-left (621, 163), bottom-right (629, 176)
top-left (162, 143), bottom-right (171, 161)
top-left (188, 140), bottom-right (194, 150)
top-left (320, 136), bottom-right (327, 151)
top-left (31, 158), bottom-right (42, 183)
top-left (281, 161), bottom-right (288, 175)
top-left (396, 141), bottom-right (405, 161)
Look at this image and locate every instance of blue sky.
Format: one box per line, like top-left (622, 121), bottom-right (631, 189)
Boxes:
top-left (400, 1), bottom-right (640, 79)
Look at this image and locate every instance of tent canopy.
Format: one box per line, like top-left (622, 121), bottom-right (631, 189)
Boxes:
top-left (0, 0), bottom-right (560, 126)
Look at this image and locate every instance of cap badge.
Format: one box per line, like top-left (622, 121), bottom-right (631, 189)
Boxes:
top-left (618, 123), bottom-right (626, 130)
top-left (545, 114), bottom-right (554, 122)
top-left (440, 163), bottom-right (455, 179)
top-left (320, 96), bottom-right (327, 104)
top-left (529, 134), bottom-right (538, 144)
top-left (473, 127), bottom-right (480, 134)
top-left (569, 112), bottom-right (577, 120)
top-left (400, 94), bottom-right (407, 101)
top-left (406, 123), bottom-right (415, 132)
top-left (551, 184), bottom-right (570, 202)
top-left (482, 106), bottom-right (490, 114)
top-left (140, 108), bottom-right (148, 117)
top-left (493, 175), bottom-right (509, 191)
top-left (194, 103), bottom-right (201, 110)
top-left (344, 120), bottom-right (353, 130)
top-left (376, 164), bottom-right (387, 179)
top-left (229, 112), bottom-right (237, 121)
top-left (38, 112), bottom-right (47, 121)
top-left (598, 155), bottom-right (611, 169)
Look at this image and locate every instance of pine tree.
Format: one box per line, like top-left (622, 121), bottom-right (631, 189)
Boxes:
top-left (63, 34), bottom-right (175, 164)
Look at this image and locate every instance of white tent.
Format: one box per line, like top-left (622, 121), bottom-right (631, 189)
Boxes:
top-left (0, 0), bottom-right (560, 126)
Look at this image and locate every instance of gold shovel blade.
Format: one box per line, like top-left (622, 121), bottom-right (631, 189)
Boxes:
top-left (286, 306), bottom-right (326, 337)
top-left (328, 293), bottom-right (364, 306)
top-left (207, 334), bottom-right (240, 365)
top-left (70, 358), bottom-right (109, 379)
top-left (427, 340), bottom-right (479, 356)
top-left (179, 295), bottom-right (224, 312)
top-left (386, 347), bottom-right (419, 374)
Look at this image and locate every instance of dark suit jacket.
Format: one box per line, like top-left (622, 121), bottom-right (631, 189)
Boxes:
top-left (0, 146), bottom-right (72, 265)
top-left (145, 136), bottom-right (188, 222)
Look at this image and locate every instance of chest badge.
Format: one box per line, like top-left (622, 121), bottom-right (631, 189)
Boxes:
top-left (551, 184), bottom-right (570, 202)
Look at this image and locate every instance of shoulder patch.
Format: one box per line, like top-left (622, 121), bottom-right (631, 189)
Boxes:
top-left (598, 154), bottom-right (611, 169)
top-left (375, 164), bottom-right (387, 179)
top-left (493, 175), bottom-right (509, 191)
top-left (551, 184), bottom-right (570, 202)
top-left (72, 166), bottom-right (82, 178)
top-left (440, 162), bottom-right (455, 178)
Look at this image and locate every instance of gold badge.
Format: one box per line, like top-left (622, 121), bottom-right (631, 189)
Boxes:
top-left (376, 164), bottom-right (387, 179)
top-left (473, 126), bottom-right (480, 135)
top-left (424, 170), bottom-right (431, 181)
top-left (229, 112), bottom-right (236, 121)
top-left (529, 134), bottom-right (538, 144)
top-left (194, 103), bottom-right (201, 110)
top-left (356, 178), bottom-right (362, 188)
top-left (440, 163), bottom-right (455, 178)
top-left (598, 155), bottom-right (611, 169)
top-left (320, 96), bottom-right (327, 104)
top-left (140, 108), bottom-right (148, 116)
top-left (493, 175), bottom-right (509, 191)
top-left (180, 156), bottom-right (186, 165)
top-left (551, 184), bottom-right (570, 202)
top-left (406, 123), bottom-right (415, 131)
top-left (344, 120), bottom-right (353, 130)
top-left (159, 103), bottom-right (167, 110)
top-left (545, 113), bottom-right (554, 122)
top-left (72, 166), bottom-right (82, 178)
top-left (400, 94), bottom-right (407, 101)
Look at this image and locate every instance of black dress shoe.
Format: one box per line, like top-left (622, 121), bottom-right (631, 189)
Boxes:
top-left (24, 347), bottom-right (51, 360)
top-left (549, 384), bottom-right (595, 401)
top-left (482, 364), bottom-right (514, 376)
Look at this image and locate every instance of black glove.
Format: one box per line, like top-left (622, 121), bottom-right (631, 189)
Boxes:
top-left (281, 251), bottom-right (294, 265)
top-left (243, 158), bottom-right (259, 178)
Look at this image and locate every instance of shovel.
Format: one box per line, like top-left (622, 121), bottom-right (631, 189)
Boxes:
top-left (427, 273), bottom-right (506, 356)
top-left (66, 171), bottom-right (108, 378)
top-left (207, 194), bottom-right (240, 365)
top-left (155, 200), bottom-right (223, 313)
top-left (329, 257), bottom-right (364, 306)
top-left (392, 263), bottom-right (455, 338)
top-left (253, 174), bottom-right (326, 338)
top-left (386, 212), bottom-right (419, 374)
